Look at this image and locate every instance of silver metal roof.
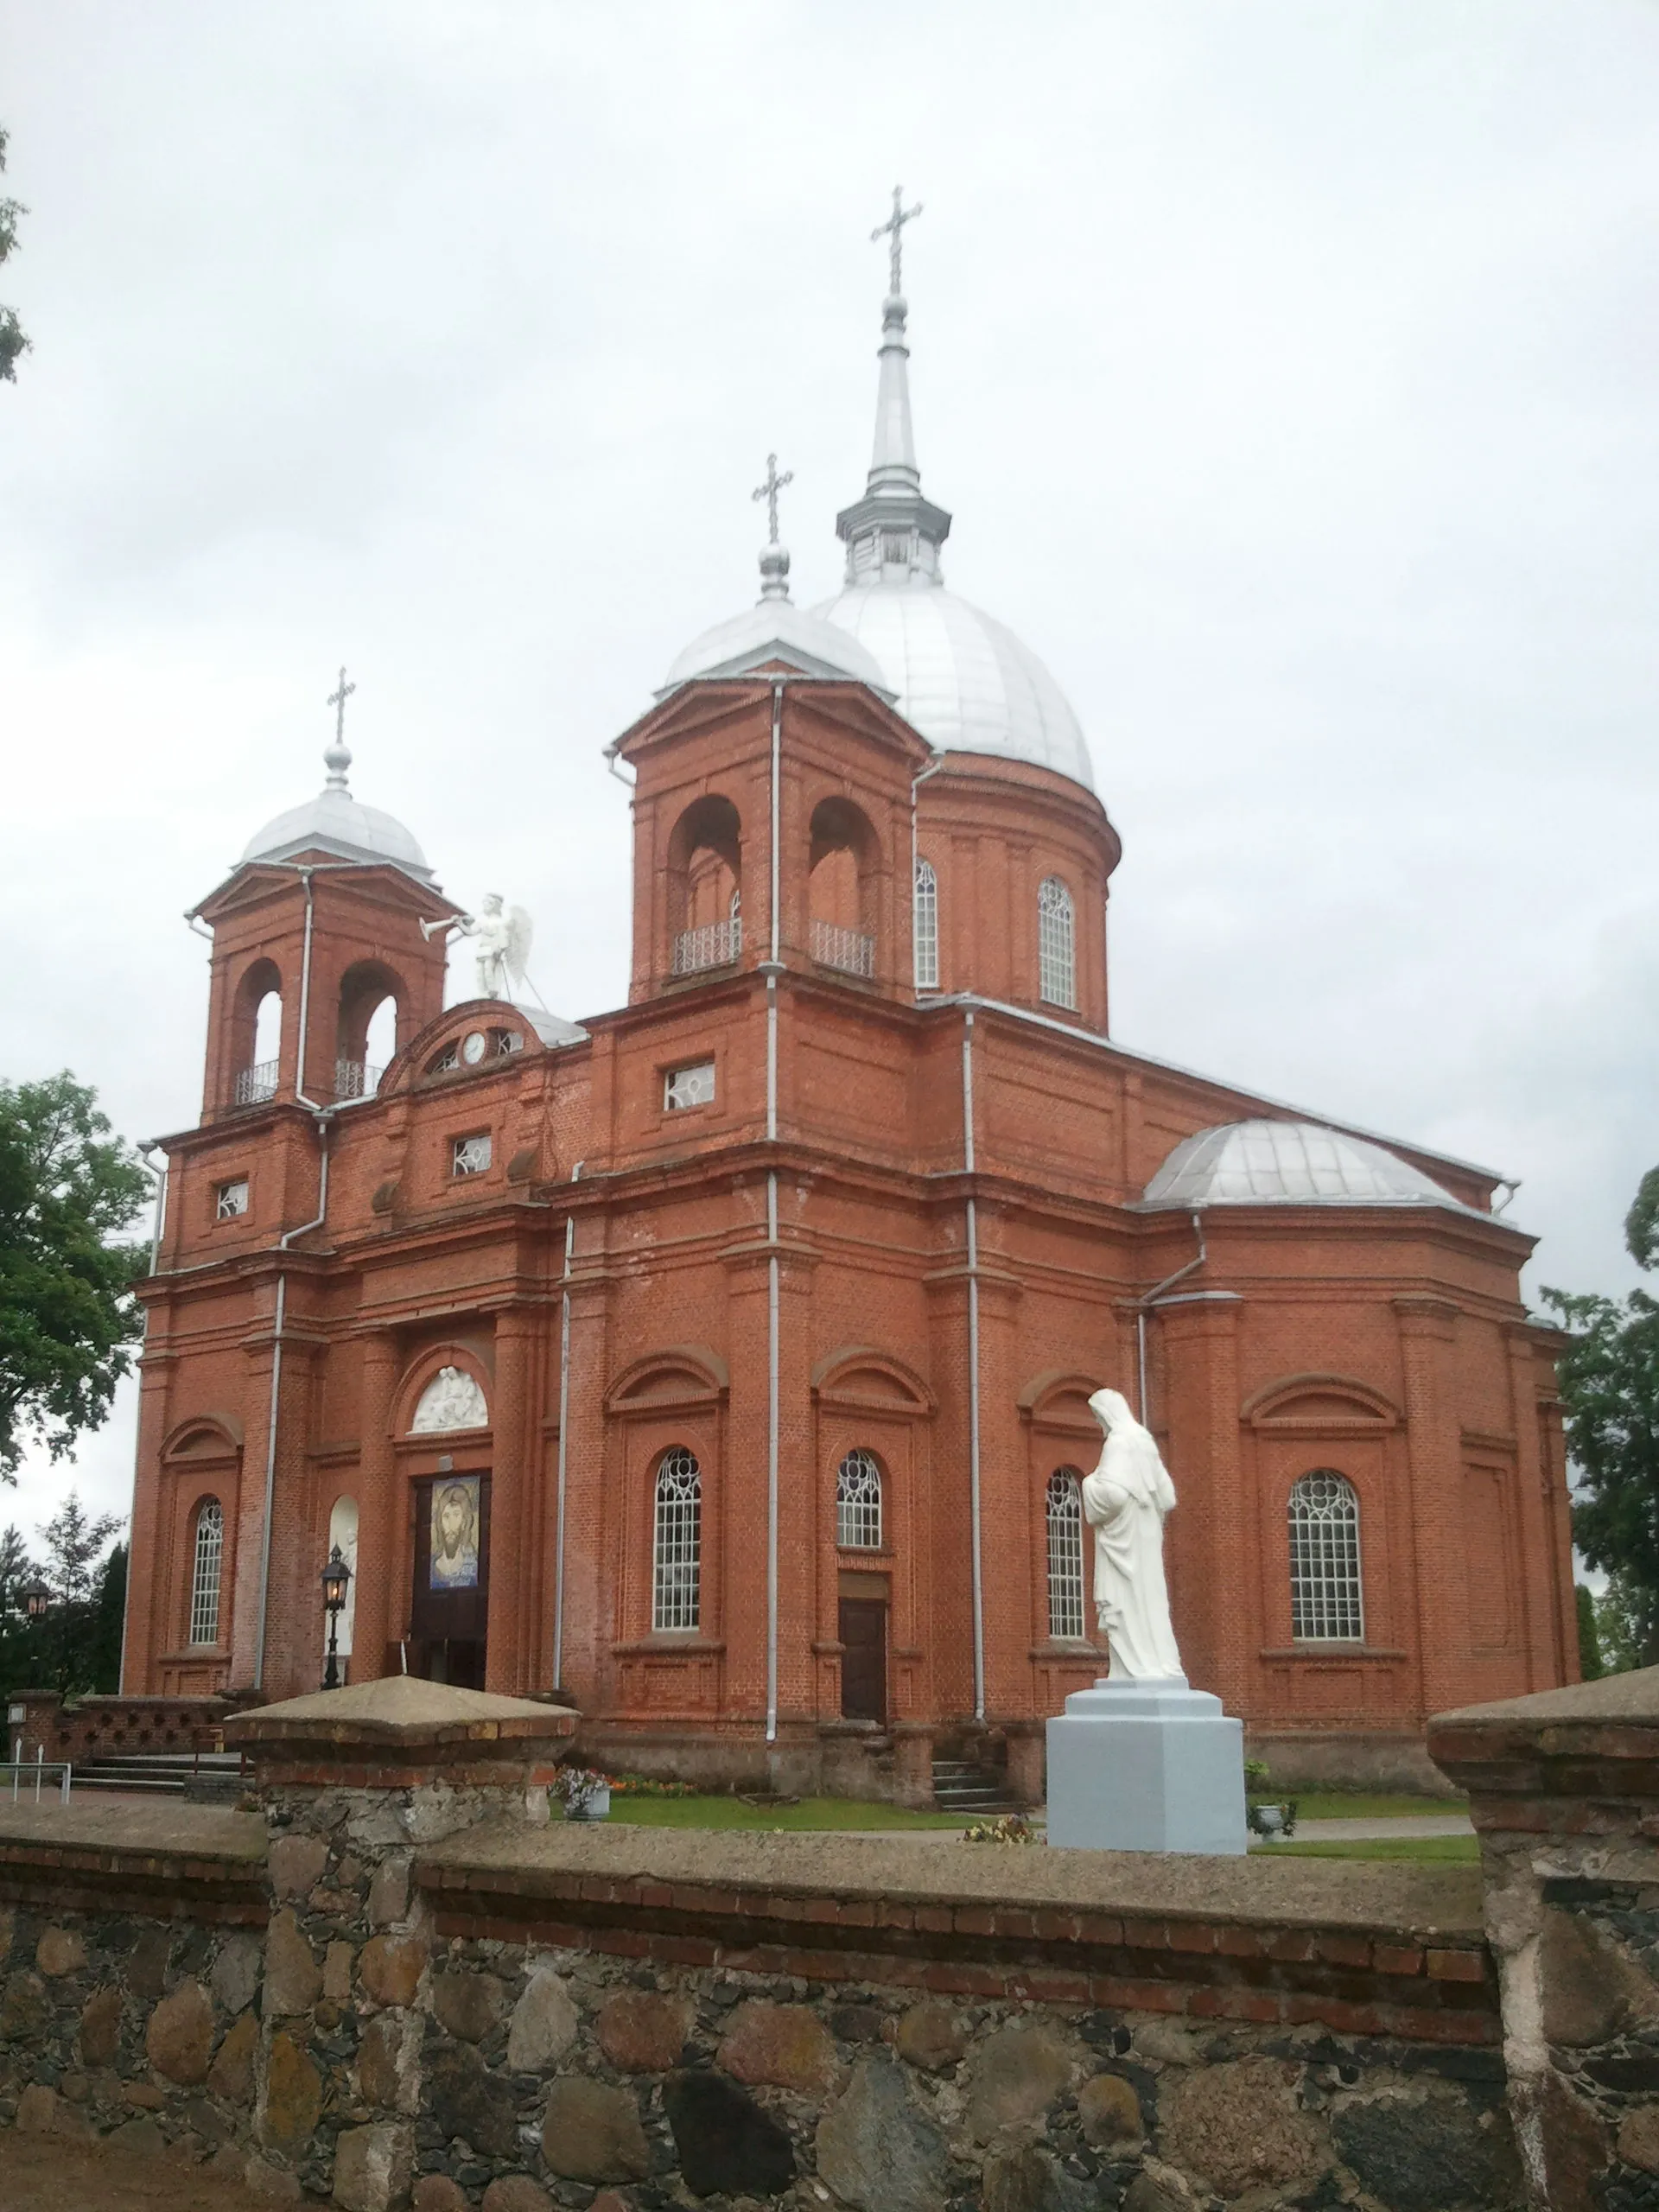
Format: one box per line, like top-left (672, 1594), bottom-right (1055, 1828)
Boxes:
top-left (659, 594), bottom-right (893, 695)
top-left (811, 581), bottom-right (1094, 790)
top-left (242, 718), bottom-right (435, 882)
top-left (1143, 1120), bottom-right (1465, 1211)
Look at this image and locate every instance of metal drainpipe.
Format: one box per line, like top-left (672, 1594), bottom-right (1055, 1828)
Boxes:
top-left (1135, 1212), bottom-right (1208, 1426)
top-left (962, 1010), bottom-right (985, 1723)
top-left (252, 868), bottom-right (333, 1693)
top-left (552, 1161), bottom-right (584, 1688)
top-left (765, 680), bottom-right (784, 1748)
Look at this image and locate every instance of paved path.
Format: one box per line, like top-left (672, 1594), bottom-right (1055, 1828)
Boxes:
top-left (1283, 1815), bottom-right (1473, 1840)
top-left (0, 2134), bottom-right (289, 2210)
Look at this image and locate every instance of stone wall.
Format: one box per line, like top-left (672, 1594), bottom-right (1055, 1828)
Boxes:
top-left (0, 1792), bottom-right (1517, 2212)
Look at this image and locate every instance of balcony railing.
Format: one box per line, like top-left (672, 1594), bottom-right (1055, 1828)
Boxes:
top-left (672, 918), bottom-right (742, 976)
top-left (334, 1058), bottom-right (385, 1102)
top-left (810, 918), bottom-right (875, 978)
top-left (233, 1061), bottom-right (279, 1107)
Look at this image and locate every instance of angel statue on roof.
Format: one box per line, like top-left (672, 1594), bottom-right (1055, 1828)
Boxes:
top-left (424, 893), bottom-right (533, 1002)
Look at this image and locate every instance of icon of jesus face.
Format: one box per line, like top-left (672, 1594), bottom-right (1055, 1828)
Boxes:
top-left (429, 1477), bottom-right (480, 1590)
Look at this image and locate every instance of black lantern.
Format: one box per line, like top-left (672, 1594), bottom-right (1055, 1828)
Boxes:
top-left (20, 1579), bottom-right (52, 1622)
top-left (321, 1543), bottom-right (353, 1690)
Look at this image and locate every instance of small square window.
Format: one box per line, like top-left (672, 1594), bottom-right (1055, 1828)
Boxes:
top-left (451, 1133), bottom-right (493, 1179)
top-left (215, 1179), bottom-right (250, 1220)
top-left (664, 1061), bottom-right (715, 1111)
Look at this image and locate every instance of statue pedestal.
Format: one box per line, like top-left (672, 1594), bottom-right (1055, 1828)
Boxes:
top-left (1045, 1675), bottom-right (1247, 1855)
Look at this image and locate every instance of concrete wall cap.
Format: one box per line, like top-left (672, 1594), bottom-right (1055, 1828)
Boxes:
top-left (222, 1675), bottom-right (581, 1751)
top-left (1432, 1666), bottom-right (1659, 1733)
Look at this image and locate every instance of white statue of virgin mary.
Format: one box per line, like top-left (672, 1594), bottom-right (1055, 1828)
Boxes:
top-left (1081, 1387), bottom-right (1185, 1682)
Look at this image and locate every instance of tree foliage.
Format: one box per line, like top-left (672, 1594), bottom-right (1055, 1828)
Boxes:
top-left (1576, 1583), bottom-right (1605, 1680)
top-left (0, 1073), bottom-right (149, 1483)
top-left (0, 127), bottom-right (29, 383)
top-left (1544, 1173), bottom-right (1659, 1666)
top-left (0, 1497), bottom-right (125, 1701)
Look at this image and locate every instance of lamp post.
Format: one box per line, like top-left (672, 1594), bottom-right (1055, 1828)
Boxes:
top-left (321, 1545), bottom-right (353, 1691)
top-left (21, 1580), bottom-right (52, 1623)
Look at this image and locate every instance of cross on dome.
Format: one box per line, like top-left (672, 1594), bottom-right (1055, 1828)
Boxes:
top-left (324, 664), bottom-right (356, 789)
top-left (872, 186), bottom-right (923, 298)
top-left (752, 453), bottom-right (793, 545)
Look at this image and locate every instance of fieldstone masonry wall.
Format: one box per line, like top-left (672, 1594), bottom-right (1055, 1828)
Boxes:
top-left (2, 1671), bottom-right (1656, 2211)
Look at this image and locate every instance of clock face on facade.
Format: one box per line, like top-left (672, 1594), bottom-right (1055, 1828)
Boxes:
top-left (461, 1031), bottom-right (488, 1065)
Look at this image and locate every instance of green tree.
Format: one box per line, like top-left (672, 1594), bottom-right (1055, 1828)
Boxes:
top-left (30, 1491), bottom-right (124, 1698)
top-left (1544, 1172), bottom-right (1659, 1667)
top-left (1576, 1583), bottom-right (1605, 1680)
top-left (0, 128), bottom-right (28, 383)
top-left (87, 1540), bottom-right (127, 1695)
top-left (0, 1522), bottom-right (40, 1703)
top-left (0, 1073), bottom-right (149, 1483)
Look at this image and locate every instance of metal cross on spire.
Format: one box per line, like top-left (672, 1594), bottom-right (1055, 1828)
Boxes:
top-left (752, 453), bottom-right (793, 545)
top-left (872, 185), bottom-right (923, 296)
top-left (327, 665), bottom-right (356, 745)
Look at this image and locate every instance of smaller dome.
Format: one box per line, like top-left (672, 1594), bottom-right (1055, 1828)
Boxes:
top-left (660, 598), bottom-right (893, 696)
top-left (243, 785), bottom-right (434, 882)
top-left (1143, 1120), bottom-right (1462, 1211)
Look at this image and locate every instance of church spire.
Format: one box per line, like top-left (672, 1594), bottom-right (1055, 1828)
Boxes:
top-left (836, 186), bottom-right (952, 587)
top-left (752, 451), bottom-right (794, 601)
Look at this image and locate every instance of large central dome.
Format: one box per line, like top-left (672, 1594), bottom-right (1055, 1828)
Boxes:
top-left (658, 253), bottom-right (1095, 794)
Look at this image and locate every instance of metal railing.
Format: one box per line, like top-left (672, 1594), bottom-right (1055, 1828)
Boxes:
top-left (233, 1060), bottom-right (279, 1106)
top-left (3, 1748), bottom-right (72, 1805)
top-left (810, 918), bottom-right (875, 978)
top-left (334, 1058), bottom-right (385, 1101)
top-left (672, 918), bottom-right (742, 975)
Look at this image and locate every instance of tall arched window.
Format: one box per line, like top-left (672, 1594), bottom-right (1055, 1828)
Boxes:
top-left (1288, 1471), bottom-right (1363, 1641)
top-left (1038, 877), bottom-right (1076, 1009)
top-left (836, 1449), bottom-right (883, 1549)
top-left (189, 1498), bottom-right (224, 1646)
top-left (652, 1447), bottom-right (702, 1630)
top-left (912, 857), bottom-right (939, 991)
top-left (1046, 1469), bottom-right (1086, 1639)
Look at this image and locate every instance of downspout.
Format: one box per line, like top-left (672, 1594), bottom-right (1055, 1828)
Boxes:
top-left (253, 866), bottom-right (332, 1691)
top-left (121, 1142), bottom-right (171, 1692)
top-left (551, 1161), bottom-right (584, 1689)
top-left (765, 680), bottom-right (784, 1746)
top-left (963, 1011), bottom-right (985, 1723)
top-left (1135, 1212), bottom-right (1207, 1427)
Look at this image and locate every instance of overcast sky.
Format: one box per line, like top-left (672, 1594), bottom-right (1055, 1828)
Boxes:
top-left (3, 2), bottom-right (1656, 1549)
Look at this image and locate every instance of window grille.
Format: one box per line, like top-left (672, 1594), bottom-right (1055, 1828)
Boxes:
top-left (913, 857), bottom-right (939, 990)
top-left (664, 1061), bottom-right (716, 1110)
top-left (189, 1499), bottom-right (224, 1646)
top-left (215, 1179), bottom-right (250, 1221)
top-left (452, 1133), bottom-right (492, 1177)
top-left (836, 1449), bottom-right (883, 1549)
top-left (1038, 877), bottom-right (1077, 1009)
top-left (1288, 1471), bottom-right (1363, 1641)
top-left (652, 1447), bottom-right (702, 1630)
top-left (1046, 1469), bottom-right (1086, 1639)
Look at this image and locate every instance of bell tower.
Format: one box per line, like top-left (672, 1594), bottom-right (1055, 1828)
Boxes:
top-left (191, 687), bottom-right (461, 1120)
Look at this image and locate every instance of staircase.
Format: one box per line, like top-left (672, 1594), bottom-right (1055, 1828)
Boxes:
top-left (931, 1752), bottom-right (1021, 1817)
top-left (71, 1751), bottom-right (245, 1799)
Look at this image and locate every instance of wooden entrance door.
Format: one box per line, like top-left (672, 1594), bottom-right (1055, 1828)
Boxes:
top-left (839, 1598), bottom-right (887, 1723)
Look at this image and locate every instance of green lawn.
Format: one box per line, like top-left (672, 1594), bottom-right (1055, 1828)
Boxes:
top-left (1279, 1792), bottom-right (1469, 1821)
top-left (607, 1794), bottom-right (968, 1832)
top-left (1258, 1834), bottom-right (1479, 1863)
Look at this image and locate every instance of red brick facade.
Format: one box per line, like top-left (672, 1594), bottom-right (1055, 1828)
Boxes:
top-left (122, 671), bottom-right (1575, 1798)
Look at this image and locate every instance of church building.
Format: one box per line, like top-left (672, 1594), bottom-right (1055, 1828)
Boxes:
top-left (121, 223), bottom-right (1576, 1802)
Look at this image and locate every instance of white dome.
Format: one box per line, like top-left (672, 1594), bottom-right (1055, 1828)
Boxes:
top-left (660, 598), bottom-right (893, 695)
top-left (243, 785), bottom-right (434, 881)
top-left (811, 583), bottom-right (1094, 791)
top-left (1143, 1120), bottom-right (1463, 1211)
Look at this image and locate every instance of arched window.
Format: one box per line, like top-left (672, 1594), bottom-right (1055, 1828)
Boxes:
top-left (912, 857), bottom-right (939, 991)
top-left (836, 1449), bottom-right (883, 1550)
top-left (189, 1499), bottom-right (224, 1646)
top-left (1046, 1469), bottom-right (1086, 1639)
top-left (1038, 877), bottom-right (1076, 1009)
top-left (1288, 1471), bottom-right (1363, 1641)
top-left (652, 1446), bottom-right (702, 1630)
